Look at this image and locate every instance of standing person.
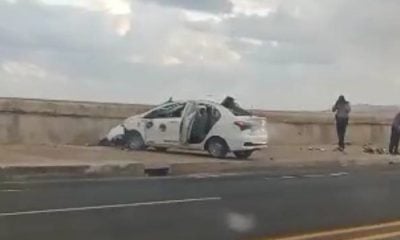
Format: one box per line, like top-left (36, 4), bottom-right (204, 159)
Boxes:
top-left (332, 95), bottom-right (351, 151)
top-left (221, 96), bottom-right (235, 109)
top-left (389, 112), bottom-right (400, 155)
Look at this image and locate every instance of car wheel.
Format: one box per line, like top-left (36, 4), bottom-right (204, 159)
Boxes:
top-left (154, 147), bottom-right (168, 152)
top-left (125, 131), bottom-right (146, 150)
top-left (234, 150), bottom-right (253, 160)
top-left (207, 138), bottom-right (229, 159)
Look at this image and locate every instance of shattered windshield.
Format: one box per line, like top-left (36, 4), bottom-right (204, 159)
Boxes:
top-left (144, 102), bottom-right (186, 118)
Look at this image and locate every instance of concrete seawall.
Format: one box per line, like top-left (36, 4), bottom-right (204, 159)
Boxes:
top-left (0, 98), bottom-right (393, 146)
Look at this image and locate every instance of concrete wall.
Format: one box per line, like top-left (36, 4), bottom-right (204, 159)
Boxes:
top-left (266, 122), bottom-right (390, 145)
top-left (253, 110), bottom-right (392, 146)
top-left (0, 98), bottom-right (150, 145)
top-left (0, 98), bottom-right (393, 146)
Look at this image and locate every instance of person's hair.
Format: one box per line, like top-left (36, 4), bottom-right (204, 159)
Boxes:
top-left (335, 95), bottom-right (348, 106)
top-left (221, 96), bottom-right (235, 108)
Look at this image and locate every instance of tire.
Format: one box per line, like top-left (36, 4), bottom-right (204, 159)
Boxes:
top-left (125, 131), bottom-right (146, 150)
top-left (207, 138), bottom-right (229, 159)
top-left (234, 150), bottom-right (253, 160)
top-left (154, 147), bottom-right (168, 152)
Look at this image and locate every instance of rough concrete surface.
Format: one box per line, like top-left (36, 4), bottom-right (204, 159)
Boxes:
top-left (0, 144), bottom-right (399, 180)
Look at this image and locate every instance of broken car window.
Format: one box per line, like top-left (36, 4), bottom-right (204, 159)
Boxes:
top-left (144, 103), bottom-right (186, 119)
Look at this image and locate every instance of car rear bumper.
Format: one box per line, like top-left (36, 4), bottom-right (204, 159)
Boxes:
top-left (228, 135), bottom-right (268, 151)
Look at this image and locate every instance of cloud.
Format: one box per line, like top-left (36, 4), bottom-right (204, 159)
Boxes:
top-left (230, 0), bottom-right (277, 17)
top-left (1, 0), bottom-right (400, 110)
top-left (0, 1), bottom-right (126, 53)
top-left (140, 0), bottom-right (233, 13)
top-left (223, 0), bottom-right (400, 108)
top-left (41, 0), bottom-right (132, 15)
top-left (0, 0), bottom-right (242, 104)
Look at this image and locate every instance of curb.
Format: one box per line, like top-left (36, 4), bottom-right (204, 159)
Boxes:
top-left (0, 163), bottom-right (145, 180)
top-left (0, 157), bottom-right (399, 181)
top-left (169, 157), bottom-right (399, 176)
top-left (168, 160), bottom-right (342, 176)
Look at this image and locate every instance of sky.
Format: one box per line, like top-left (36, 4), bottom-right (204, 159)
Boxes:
top-left (0, 0), bottom-right (399, 110)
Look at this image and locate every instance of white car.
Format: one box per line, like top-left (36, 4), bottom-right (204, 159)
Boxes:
top-left (106, 99), bottom-right (268, 159)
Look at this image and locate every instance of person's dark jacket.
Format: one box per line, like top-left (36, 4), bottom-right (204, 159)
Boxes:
top-left (392, 112), bottom-right (400, 131)
top-left (332, 102), bottom-right (351, 118)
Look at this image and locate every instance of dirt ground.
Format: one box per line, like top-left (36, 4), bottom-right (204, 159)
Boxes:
top-left (0, 144), bottom-right (397, 168)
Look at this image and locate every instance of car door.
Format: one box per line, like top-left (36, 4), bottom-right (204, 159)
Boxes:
top-left (143, 103), bottom-right (185, 146)
top-left (179, 101), bottom-right (198, 144)
top-left (162, 103), bottom-right (186, 144)
top-left (144, 118), bottom-right (167, 145)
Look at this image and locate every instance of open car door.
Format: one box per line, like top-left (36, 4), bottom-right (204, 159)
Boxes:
top-left (179, 101), bottom-right (197, 144)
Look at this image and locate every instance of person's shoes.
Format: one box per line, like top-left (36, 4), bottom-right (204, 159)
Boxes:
top-left (334, 146), bottom-right (345, 152)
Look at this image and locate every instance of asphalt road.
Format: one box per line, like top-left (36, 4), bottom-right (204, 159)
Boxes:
top-left (2, 167), bottom-right (400, 240)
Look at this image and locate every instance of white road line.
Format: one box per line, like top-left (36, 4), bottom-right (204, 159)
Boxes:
top-left (0, 197), bottom-right (222, 217)
top-left (188, 174), bottom-right (221, 179)
top-left (188, 172), bottom-right (247, 179)
top-left (352, 230), bottom-right (400, 240)
top-left (281, 176), bottom-right (296, 179)
top-left (329, 172), bottom-right (349, 177)
top-left (265, 172), bottom-right (350, 181)
top-left (0, 189), bottom-right (22, 192)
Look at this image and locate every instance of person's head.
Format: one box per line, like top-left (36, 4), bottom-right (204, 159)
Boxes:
top-left (222, 96), bottom-right (235, 108)
top-left (336, 95), bottom-right (347, 105)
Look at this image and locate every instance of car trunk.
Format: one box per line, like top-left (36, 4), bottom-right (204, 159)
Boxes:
top-left (235, 116), bottom-right (267, 134)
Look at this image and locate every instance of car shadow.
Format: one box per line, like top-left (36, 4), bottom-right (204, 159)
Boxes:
top-left (145, 149), bottom-right (246, 161)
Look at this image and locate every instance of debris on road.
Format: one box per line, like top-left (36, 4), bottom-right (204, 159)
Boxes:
top-left (362, 144), bottom-right (386, 155)
top-left (307, 146), bottom-right (327, 152)
top-left (98, 124), bottom-right (126, 147)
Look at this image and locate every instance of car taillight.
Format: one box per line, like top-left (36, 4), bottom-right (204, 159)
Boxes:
top-left (234, 121), bottom-right (252, 131)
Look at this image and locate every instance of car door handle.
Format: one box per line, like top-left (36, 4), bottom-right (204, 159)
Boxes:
top-left (169, 120), bottom-right (179, 123)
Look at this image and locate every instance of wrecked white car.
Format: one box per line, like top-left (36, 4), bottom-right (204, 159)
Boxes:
top-left (103, 98), bottom-right (268, 159)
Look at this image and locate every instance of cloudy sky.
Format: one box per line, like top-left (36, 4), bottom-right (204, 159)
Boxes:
top-left (0, 0), bottom-right (399, 110)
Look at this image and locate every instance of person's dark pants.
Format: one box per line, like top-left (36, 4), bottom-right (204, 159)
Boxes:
top-left (336, 117), bottom-right (349, 149)
top-left (389, 126), bottom-right (400, 154)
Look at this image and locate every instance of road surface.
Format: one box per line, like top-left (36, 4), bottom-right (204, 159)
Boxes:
top-left (2, 167), bottom-right (400, 239)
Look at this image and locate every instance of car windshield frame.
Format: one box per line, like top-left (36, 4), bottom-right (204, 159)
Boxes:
top-left (143, 102), bottom-right (186, 119)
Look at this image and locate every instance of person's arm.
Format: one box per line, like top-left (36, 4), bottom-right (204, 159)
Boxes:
top-left (332, 104), bottom-right (337, 112)
top-left (394, 114), bottom-right (400, 130)
top-left (346, 103), bottom-right (351, 113)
